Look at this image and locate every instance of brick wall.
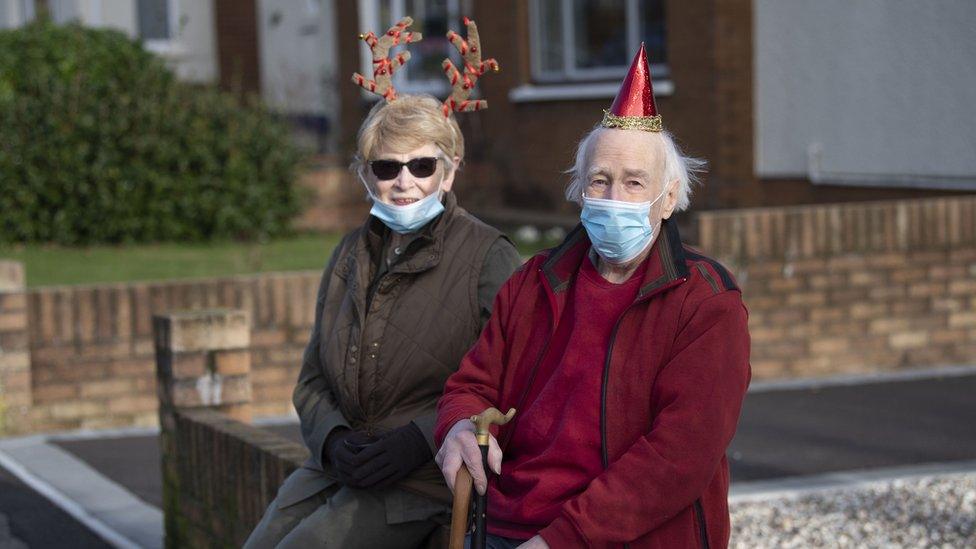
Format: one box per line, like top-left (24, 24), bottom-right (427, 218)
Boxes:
top-left (699, 195), bottom-right (976, 378)
top-left (0, 261), bottom-right (31, 434)
top-left (293, 158), bottom-right (370, 232)
top-left (155, 309), bottom-right (307, 548)
top-left (5, 195), bottom-right (975, 434)
top-left (26, 271), bottom-right (321, 431)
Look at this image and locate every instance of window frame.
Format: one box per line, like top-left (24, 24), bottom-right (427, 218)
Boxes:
top-left (529, 0), bottom-right (669, 84)
top-left (140, 0), bottom-right (182, 55)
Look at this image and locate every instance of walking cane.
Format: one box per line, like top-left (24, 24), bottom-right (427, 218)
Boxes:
top-left (448, 407), bottom-right (516, 549)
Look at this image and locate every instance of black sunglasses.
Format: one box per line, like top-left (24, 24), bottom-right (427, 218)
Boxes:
top-left (369, 157), bottom-right (439, 180)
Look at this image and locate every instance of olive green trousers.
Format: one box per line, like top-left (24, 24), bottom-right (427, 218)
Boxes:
top-left (243, 482), bottom-right (447, 548)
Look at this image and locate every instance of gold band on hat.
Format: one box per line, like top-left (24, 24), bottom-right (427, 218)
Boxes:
top-left (601, 110), bottom-right (663, 132)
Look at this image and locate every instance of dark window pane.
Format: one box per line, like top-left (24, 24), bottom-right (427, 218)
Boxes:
top-left (404, 0), bottom-right (453, 83)
top-left (572, 0), bottom-right (627, 69)
top-left (137, 0), bottom-right (170, 40)
top-left (536, 0), bottom-right (564, 73)
top-left (641, 0), bottom-right (666, 64)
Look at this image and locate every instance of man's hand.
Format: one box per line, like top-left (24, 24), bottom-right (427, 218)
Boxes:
top-left (516, 536), bottom-right (549, 549)
top-left (435, 418), bottom-right (502, 495)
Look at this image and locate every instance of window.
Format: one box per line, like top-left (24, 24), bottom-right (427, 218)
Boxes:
top-left (358, 0), bottom-right (474, 96)
top-left (531, 0), bottom-right (667, 83)
top-left (138, 0), bottom-right (179, 51)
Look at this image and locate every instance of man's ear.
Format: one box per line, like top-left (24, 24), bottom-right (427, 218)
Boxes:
top-left (661, 180), bottom-right (679, 220)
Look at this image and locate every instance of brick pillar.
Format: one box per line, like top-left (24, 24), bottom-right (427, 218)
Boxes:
top-left (153, 309), bottom-right (252, 549)
top-left (154, 309), bottom-right (253, 424)
top-left (0, 261), bottom-right (31, 435)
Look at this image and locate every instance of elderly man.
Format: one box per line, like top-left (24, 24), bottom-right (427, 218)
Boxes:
top-left (435, 45), bottom-right (751, 549)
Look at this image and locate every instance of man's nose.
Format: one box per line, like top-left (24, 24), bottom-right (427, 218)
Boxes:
top-left (606, 183), bottom-right (624, 201)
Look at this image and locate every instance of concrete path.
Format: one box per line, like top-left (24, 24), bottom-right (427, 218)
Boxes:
top-left (0, 463), bottom-right (107, 549)
top-left (0, 433), bottom-right (162, 549)
top-left (729, 365), bottom-right (976, 481)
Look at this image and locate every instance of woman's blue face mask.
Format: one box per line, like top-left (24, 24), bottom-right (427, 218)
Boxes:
top-left (359, 157), bottom-right (447, 234)
top-left (367, 187), bottom-right (445, 234)
top-left (580, 185), bottom-right (669, 264)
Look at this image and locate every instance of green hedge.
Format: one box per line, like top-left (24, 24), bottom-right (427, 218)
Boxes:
top-left (0, 20), bottom-right (303, 244)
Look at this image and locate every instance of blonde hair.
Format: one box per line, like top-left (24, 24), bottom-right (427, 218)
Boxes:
top-left (564, 125), bottom-right (706, 212)
top-left (353, 95), bottom-right (465, 177)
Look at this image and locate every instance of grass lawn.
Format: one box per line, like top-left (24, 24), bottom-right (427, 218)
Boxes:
top-left (0, 233), bottom-right (342, 288)
top-left (0, 232), bottom-right (561, 288)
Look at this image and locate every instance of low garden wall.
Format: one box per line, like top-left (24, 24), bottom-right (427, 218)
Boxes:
top-left (7, 270), bottom-right (321, 433)
top-left (0, 194), bottom-right (974, 435)
top-left (154, 310), bottom-right (307, 547)
top-left (700, 195), bottom-right (976, 378)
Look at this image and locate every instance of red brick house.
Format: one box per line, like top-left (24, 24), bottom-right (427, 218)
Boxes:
top-left (328, 0), bottom-right (976, 219)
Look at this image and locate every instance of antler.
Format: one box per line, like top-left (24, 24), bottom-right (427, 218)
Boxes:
top-left (352, 17), bottom-right (423, 102)
top-left (442, 17), bottom-right (500, 115)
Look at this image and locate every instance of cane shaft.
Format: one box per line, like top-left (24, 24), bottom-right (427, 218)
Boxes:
top-left (449, 466), bottom-right (474, 549)
top-left (472, 444), bottom-right (490, 549)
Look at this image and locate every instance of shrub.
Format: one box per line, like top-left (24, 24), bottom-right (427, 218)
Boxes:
top-left (0, 20), bottom-right (304, 244)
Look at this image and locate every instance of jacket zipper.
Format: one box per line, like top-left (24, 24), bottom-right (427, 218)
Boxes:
top-left (694, 499), bottom-right (710, 549)
top-left (599, 276), bottom-right (686, 549)
top-left (599, 277), bottom-right (686, 468)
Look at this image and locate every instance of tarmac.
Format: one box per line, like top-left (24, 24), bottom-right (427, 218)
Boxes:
top-left (1, 365), bottom-right (974, 548)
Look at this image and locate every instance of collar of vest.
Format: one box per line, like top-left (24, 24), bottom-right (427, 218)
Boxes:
top-left (540, 217), bottom-right (690, 299)
top-left (360, 191), bottom-right (460, 275)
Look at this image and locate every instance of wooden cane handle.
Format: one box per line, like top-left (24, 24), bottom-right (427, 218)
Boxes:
top-left (470, 407), bottom-right (516, 445)
top-left (449, 465), bottom-right (474, 549)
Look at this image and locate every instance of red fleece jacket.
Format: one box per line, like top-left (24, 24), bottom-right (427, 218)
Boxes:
top-left (436, 221), bottom-right (751, 549)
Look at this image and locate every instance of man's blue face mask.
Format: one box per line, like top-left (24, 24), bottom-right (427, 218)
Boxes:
top-left (580, 185), bottom-right (669, 264)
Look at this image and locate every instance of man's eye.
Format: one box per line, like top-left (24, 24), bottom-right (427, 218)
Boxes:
top-left (590, 180), bottom-right (607, 186)
top-left (627, 180), bottom-right (644, 187)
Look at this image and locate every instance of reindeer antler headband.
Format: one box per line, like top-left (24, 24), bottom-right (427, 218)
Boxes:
top-left (352, 16), bottom-right (499, 116)
top-left (352, 17), bottom-right (422, 102)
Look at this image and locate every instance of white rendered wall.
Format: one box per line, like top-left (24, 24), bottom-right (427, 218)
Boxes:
top-left (257, 0), bottom-right (340, 151)
top-left (256, 0), bottom-right (339, 116)
top-left (17, 0), bottom-right (216, 84)
top-left (755, 0), bottom-right (976, 189)
top-left (0, 1), bottom-right (32, 28)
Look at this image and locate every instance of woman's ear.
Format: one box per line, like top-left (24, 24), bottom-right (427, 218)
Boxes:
top-left (441, 156), bottom-right (461, 193)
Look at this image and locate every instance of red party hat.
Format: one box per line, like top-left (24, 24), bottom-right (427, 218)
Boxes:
top-left (601, 43), bottom-right (663, 132)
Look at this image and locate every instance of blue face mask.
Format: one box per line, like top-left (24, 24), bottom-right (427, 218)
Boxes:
top-left (580, 187), bottom-right (668, 264)
top-left (361, 173), bottom-right (445, 234)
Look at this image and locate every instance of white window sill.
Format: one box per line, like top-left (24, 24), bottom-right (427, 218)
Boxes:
top-left (145, 40), bottom-right (189, 59)
top-left (508, 80), bottom-right (674, 103)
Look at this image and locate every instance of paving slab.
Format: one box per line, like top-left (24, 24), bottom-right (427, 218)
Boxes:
top-left (0, 438), bottom-right (162, 549)
top-left (0, 463), bottom-right (110, 549)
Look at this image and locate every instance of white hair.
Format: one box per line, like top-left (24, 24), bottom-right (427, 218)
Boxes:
top-left (564, 125), bottom-right (707, 211)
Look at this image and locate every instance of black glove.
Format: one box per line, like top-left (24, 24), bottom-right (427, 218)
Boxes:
top-left (324, 429), bottom-right (378, 486)
top-left (338, 422), bottom-right (432, 489)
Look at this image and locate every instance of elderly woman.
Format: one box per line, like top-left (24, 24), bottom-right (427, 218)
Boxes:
top-left (244, 93), bottom-right (522, 548)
